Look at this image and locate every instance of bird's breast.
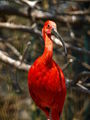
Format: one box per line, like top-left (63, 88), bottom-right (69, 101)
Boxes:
top-left (28, 58), bottom-right (66, 106)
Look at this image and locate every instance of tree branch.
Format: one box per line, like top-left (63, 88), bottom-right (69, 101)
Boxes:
top-left (71, 71), bottom-right (90, 86)
top-left (20, 0), bottom-right (40, 8)
top-left (0, 50), bottom-right (30, 71)
top-left (66, 76), bottom-right (90, 94)
top-left (62, 59), bottom-right (73, 71)
top-left (0, 5), bottom-right (28, 18)
top-left (0, 22), bottom-right (41, 36)
top-left (66, 55), bottom-right (90, 71)
top-left (66, 43), bottom-right (90, 55)
top-left (4, 42), bottom-right (22, 60)
top-left (57, 9), bottom-right (90, 16)
top-left (0, 4), bottom-right (90, 24)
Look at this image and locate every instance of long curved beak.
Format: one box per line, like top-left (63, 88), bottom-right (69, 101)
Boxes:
top-left (51, 28), bottom-right (67, 56)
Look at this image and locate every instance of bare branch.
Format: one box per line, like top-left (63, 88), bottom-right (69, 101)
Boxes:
top-left (66, 43), bottom-right (90, 55)
top-left (62, 59), bottom-right (73, 71)
top-left (76, 83), bottom-right (88, 91)
top-left (20, 0), bottom-right (40, 8)
top-left (70, 86), bottom-right (90, 94)
top-left (4, 42), bottom-right (22, 60)
top-left (67, 55), bottom-right (90, 70)
top-left (66, 78), bottom-right (90, 94)
top-left (81, 62), bottom-right (90, 70)
top-left (71, 71), bottom-right (90, 86)
top-left (0, 22), bottom-right (41, 36)
top-left (0, 5), bottom-right (28, 18)
top-left (0, 5), bottom-right (90, 24)
top-left (57, 9), bottom-right (90, 16)
top-left (0, 50), bottom-right (30, 71)
top-left (30, 9), bottom-right (90, 23)
top-left (62, 54), bottom-right (90, 72)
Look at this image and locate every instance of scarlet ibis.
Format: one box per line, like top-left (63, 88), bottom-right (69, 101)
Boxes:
top-left (28, 20), bottom-right (67, 120)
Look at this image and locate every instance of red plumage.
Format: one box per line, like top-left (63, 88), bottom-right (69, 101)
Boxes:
top-left (28, 20), bottom-right (66, 120)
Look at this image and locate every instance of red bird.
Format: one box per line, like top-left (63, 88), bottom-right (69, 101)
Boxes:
top-left (28, 20), bottom-right (67, 120)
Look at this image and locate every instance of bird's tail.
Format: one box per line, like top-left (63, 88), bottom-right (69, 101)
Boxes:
top-left (51, 108), bottom-right (61, 120)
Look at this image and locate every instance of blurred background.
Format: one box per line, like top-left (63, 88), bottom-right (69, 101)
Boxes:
top-left (0, 0), bottom-right (90, 120)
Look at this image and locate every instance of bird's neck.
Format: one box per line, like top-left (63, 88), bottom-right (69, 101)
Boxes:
top-left (42, 34), bottom-right (53, 63)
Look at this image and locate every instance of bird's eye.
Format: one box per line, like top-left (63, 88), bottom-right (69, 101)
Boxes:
top-left (47, 24), bottom-right (50, 28)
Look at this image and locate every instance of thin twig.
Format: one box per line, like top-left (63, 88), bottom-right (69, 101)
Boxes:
top-left (62, 59), bottom-right (73, 71)
top-left (20, 41), bottom-right (31, 64)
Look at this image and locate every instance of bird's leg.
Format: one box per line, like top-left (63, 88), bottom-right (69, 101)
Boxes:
top-left (47, 110), bottom-right (52, 120)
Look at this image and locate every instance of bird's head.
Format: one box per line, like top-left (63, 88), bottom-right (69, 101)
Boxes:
top-left (42, 20), bottom-right (67, 56)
